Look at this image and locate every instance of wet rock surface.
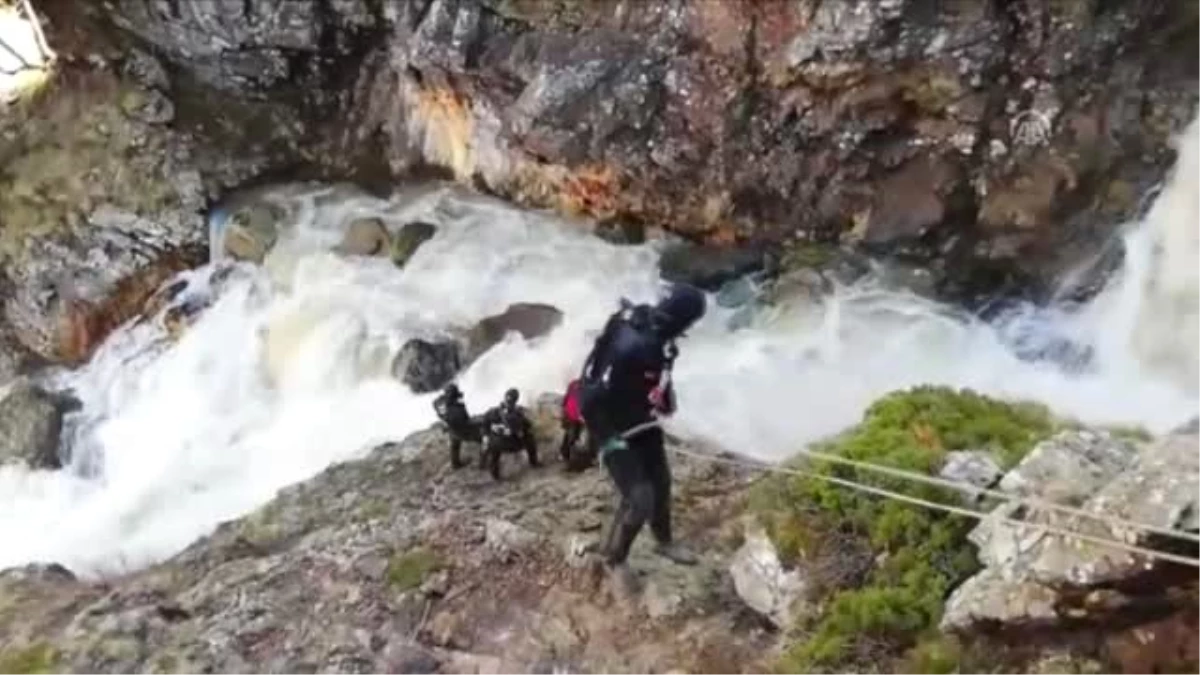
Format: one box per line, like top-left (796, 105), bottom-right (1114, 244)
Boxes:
top-left (463, 302), bottom-right (564, 364)
top-left (45, 0), bottom-right (1197, 303)
top-left (0, 399), bottom-right (769, 673)
top-left (392, 338), bottom-right (463, 394)
top-left (391, 221), bottom-right (438, 268)
top-left (0, 65), bottom-right (209, 364)
top-left (0, 379), bottom-right (67, 469)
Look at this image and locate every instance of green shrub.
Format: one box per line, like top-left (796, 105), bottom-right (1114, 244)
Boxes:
top-left (752, 386), bottom-right (1057, 673)
top-left (0, 643), bottom-right (57, 674)
top-left (386, 547), bottom-right (442, 591)
top-left (901, 635), bottom-right (966, 674)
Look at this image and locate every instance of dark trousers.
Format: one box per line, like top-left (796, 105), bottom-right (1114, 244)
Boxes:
top-left (600, 426), bottom-right (673, 565)
top-left (560, 421), bottom-right (598, 472)
top-left (483, 433), bottom-right (538, 479)
top-left (447, 423), bottom-right (481, 468)
top-left (559, 421), bottom-right (582, 460)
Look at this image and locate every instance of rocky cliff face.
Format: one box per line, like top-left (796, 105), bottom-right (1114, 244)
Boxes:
top-left (43, 0), bottom-right (1198, 306)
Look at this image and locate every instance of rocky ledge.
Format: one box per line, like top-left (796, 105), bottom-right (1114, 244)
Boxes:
top-left (0, 389), bottom-right (1194, 673)
top-left (0, 396), bottom-right (767, 673)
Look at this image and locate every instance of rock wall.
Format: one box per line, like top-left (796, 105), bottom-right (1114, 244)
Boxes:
top-left (53, 0), bottom-right (1199, 303)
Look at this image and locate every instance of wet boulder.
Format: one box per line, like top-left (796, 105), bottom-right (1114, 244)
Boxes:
top-left (391, 221), bottom-right (437, 268)
top-left (464, 303), bottom-right (564, 364)
top-left (391, 338), bottom-right (462, 394)
top-left (222, 203), bottom-right (285, 263)
top-left (0, 380), bottom-right (68, 470)
top-left (337, 217), bottom-right (391, 257)
top-left (657, 242), bottom-right (766, 292)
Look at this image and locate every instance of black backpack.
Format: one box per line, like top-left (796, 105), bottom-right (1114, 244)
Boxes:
top-left (580, 300), bottom-right (654, 384)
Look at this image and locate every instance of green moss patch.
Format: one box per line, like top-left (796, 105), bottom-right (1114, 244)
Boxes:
top-left (386, 547), bottom-right (442, 592)
top-left (0, 643), bottom-right (58, 674)
top-left (750, 386), bottom-right (1058, 673)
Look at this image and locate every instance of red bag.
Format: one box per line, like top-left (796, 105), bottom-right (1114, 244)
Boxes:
top-left (563, 379), bottom-right (583, 424)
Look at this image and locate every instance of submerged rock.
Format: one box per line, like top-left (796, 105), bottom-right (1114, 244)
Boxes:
top-left (391, 221), bottom-right (437, 268)
top-left (223, 203), bottom-right (285, 262)
top-left (0, 380), bottom-right (67, 469)
top-left (337, 217), bottom-right (391, 257)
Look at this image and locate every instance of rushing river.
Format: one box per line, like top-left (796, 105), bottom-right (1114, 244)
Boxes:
top-left (0, 120), bottom-right (1195, 577)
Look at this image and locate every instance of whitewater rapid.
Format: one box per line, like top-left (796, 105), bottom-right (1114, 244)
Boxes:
top-left (0, 122), bottom-right (1195, 576)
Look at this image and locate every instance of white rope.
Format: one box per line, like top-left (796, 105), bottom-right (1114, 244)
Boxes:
top-left (664, 445), bottom-right (1200, 569)
top-left (649, 418), bottom-right (1200, 545)
top-left (17, 0), bottom-right (55, 65)
top-left (788, 440), bottom-right (1200, 545)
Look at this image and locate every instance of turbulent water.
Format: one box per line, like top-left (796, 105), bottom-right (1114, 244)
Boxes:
top-left (0, 122), bottom-right (1196, 576)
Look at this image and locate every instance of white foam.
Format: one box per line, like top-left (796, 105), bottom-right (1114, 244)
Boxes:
top-left (0, 120), bottom-right (1195, 575)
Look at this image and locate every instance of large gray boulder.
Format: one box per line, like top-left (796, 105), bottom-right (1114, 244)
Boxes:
top-left (0, 380), bottom-right (68, 470)
top-left (391, 338), bottom-right (462, 394)
top-left (942, 429), bottom-right (1199, 633)
top-left (463, 303), bottom-right (564, 364)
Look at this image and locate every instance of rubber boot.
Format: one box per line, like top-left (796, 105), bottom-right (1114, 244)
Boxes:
top-left (449, 438), bottom-right (466, 469)
top-left (605, 562), bottom-right (640, 603)
top-left (654, 541), bottom-right (698, 566)
top-left (488, 444), bottom-right (502, 481)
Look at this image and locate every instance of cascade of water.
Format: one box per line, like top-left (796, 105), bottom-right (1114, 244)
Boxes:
top-left (0, 120), bottom-right (1194, 576)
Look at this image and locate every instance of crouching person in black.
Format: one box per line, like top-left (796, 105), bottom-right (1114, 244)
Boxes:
top-left (432, 383), bottom-right (481, 469)
top-left (481, 388), bottom-right (540, 480)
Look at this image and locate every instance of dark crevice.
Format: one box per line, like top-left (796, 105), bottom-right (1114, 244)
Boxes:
top-left (312, 0), bottom-right (338, 91)
top-left (406, 65), bottom-right (424, 87)
top-left (409, 0), bottom-right (434, 33)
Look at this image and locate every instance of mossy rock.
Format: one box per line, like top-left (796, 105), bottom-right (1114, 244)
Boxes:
top-left (0, 643), bottom-right (58, 674)
top-left (753, 386), bottom-right (1058, 673)
top-left (390, 221), bottom-right (437, 268)
top-left (0, 71), bottom-right (186, 260)
top-left (386, 547), bottom-right (442, 592)
top-left (224, 203), bottom-right (285, 262)
top-left (778, 242), bottom-right (837, 271)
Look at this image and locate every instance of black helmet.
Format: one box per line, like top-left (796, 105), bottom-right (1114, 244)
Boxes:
top-left (652, 283), bottom-right (707, 339)
top-left (443, 383), bottom-right (461, 398)
top-left (504, 388), bottom-right (519, 406)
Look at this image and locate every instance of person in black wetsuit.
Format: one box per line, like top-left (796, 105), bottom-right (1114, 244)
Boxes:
top-left (432, 383), bottom-right (481, 469)
top-left (578, 284), bottom-right (707, 596)
top-left (481, 388), bottom-right (540, 480)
